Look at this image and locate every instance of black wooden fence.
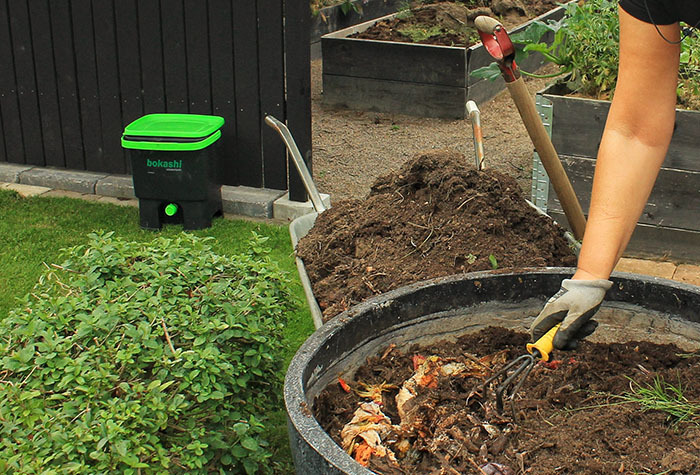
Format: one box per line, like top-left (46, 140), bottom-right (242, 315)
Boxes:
top-left (0, 0), bottom-right (311, 200)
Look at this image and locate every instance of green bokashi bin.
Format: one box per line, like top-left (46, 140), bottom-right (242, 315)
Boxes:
top-left (122, 114), bottom-right (224, 230)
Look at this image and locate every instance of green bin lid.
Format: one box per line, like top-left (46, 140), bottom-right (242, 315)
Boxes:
top-left (123, 114), bottom-right (224, 139)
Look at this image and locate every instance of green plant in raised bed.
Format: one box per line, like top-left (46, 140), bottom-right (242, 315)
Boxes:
top-left (677, 30), bottom-right (700, 110)
top-left (472, 0), bottom-right (618, 97)
top-left (472, 0), bottom-right (700, 106)
top-left (340, 0), bottom-right (361, 15)
top-left (398, 25), bottom-right (445, 42)
top-left (396, 0), bottom-right (414, 20)
top-left (0, 231), bottom-right (298, 474)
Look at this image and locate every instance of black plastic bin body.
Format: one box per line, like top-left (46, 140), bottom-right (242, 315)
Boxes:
top-left (122, 114), bottom-right (225, 230)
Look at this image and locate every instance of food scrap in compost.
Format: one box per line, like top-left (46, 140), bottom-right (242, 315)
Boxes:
top-left (315, 327), bottom-right (700, 474)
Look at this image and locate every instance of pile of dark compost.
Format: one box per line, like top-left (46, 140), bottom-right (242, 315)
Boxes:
top-left (350, 0), bottom-right (560, 46)
top-left (314, 326), bottom-right (700, 474)
top-left (296, 150), bottom-right (576, 321)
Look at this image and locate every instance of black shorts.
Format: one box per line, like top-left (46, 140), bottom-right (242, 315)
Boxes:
top-left (619, 0), bottom-right (700, 26)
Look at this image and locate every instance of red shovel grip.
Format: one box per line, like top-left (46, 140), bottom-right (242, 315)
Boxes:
top-left (474, 15), bottom-right (519, 82)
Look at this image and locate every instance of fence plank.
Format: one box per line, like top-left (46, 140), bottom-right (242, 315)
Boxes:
top-left (0, 105), bottom-right (4, 164)
top-left (285, 0), bottom-right (312, 201)
top-left (8, 0), bottom-right (44, 165)
top-left (71, 0), bottom-right (104, 171)
top-left (185, 0), bottom-right (211, 114)
top-left (93, 0), bottom-right (126, 173)
top-left (209, 0), bottom-right (238, 185)
top-left (115, 0), bottom-right (143, 123)
top-left (28, 0), bottom-right (65, 168)
top-left (0, 0), bottom-right (24, 163)
top-left (233, 1), bottom-right (262, 187)
top-left (115, 0), bottom-right (144, 175)
top-left (161, 0), bottom-right (188, 113)
top-left (258, 0), bottom-right (286, 190)
top-left (137, 0), bottom-right (165, 115)
top-left (49, 0), bottom-right (84, 170)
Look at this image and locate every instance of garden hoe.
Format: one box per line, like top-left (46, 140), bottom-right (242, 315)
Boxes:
top-left (483, 323), bottom-right (561, 418)
top-left (474, 16), bottom-right (587, 241)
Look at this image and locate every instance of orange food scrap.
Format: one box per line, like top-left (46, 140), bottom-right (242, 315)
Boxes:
top-left (338, 377), bottom-right (351, 393)
top-left (419, 373), bottom-right (438, 388)
top-left (412, 354), bottom-right (426, 371)
top-left (354, 442), bottom-right (373, 466)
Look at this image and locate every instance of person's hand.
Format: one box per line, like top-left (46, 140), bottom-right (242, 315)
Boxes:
top-left (530, 279), bottom-right (613, 350)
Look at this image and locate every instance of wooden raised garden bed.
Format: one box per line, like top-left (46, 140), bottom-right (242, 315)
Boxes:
top-left (533, 83), bottom-right (700, 261)
top-left (311, 0), bottom-right (405, 44)
top-left (321, 3), bottom-right (571, 119)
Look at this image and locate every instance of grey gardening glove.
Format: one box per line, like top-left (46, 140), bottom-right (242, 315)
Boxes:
top-left (530, 279), bottom-right (613, 351)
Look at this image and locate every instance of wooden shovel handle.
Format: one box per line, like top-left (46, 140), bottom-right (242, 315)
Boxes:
top-left (506, 78), bottom-right (587, 240)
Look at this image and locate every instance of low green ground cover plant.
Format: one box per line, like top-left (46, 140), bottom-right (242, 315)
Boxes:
top-left (0, 231), bottom-right (296, 473)
top-left (0, 190), bottom-right (314, 474)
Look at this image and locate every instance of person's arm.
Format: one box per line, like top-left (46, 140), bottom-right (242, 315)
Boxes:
top-left (531, 7), bottom-right (680, 348)
top-left (573, 6), bottom-right (680, 281)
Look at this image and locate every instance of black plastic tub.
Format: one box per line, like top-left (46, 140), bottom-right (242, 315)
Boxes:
top-left (284, 268), bottom-right (700, 474)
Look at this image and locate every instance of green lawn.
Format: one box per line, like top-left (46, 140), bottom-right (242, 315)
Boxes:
top-left (0, 188), bottom-right (315, 473)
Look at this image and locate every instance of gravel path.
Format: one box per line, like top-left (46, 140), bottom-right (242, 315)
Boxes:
top-left (311, 58), bottom-right (557, 202)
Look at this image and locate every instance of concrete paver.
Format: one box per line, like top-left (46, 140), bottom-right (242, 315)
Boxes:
top-left (95, 175), bottom-right (135, 199)
top-left (673, 264), bottom-right (700, 287)
top-left (0, 163), bottom-right (34, 183)
top-left (2, 182), bottom-right (52, 197)
top-left (20, 168), bottom-right (108, 194)
top-left (614, 257), bottom-right (677, 280)
top-left (221, 185), bottom-right (286, 218)
top-left (273, 192), bottom-right (331, 221)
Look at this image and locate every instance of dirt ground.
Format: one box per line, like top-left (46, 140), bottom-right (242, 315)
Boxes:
top-left (297, 151), bottom-right (576, 321)
top-left (311, 51), bottom-right (557, 203)
top-left (315, 326), bottom-right (700, 474)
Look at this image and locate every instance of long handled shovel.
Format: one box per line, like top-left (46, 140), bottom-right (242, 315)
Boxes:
top-left (474, 16), bottom-right (586, 241)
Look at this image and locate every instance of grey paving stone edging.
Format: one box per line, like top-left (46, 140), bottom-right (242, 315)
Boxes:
top-left (0, 163), bottom-right (34, 183)
top-left (1, 165), bottom-right (318, 221)
top-left (20, 167), bottom-right (108, 194)
top-left (95, 175), bottom-right (136, 198)
top-left (222, 185), bottom-right (286, 218)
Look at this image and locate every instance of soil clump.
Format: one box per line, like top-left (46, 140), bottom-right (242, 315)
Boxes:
top-left (350, 0), bottom-right (560, 46)
top-left (314, 326), bottom-right (700, 474)
top-left (296, 150), bottom-right (576, 321)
